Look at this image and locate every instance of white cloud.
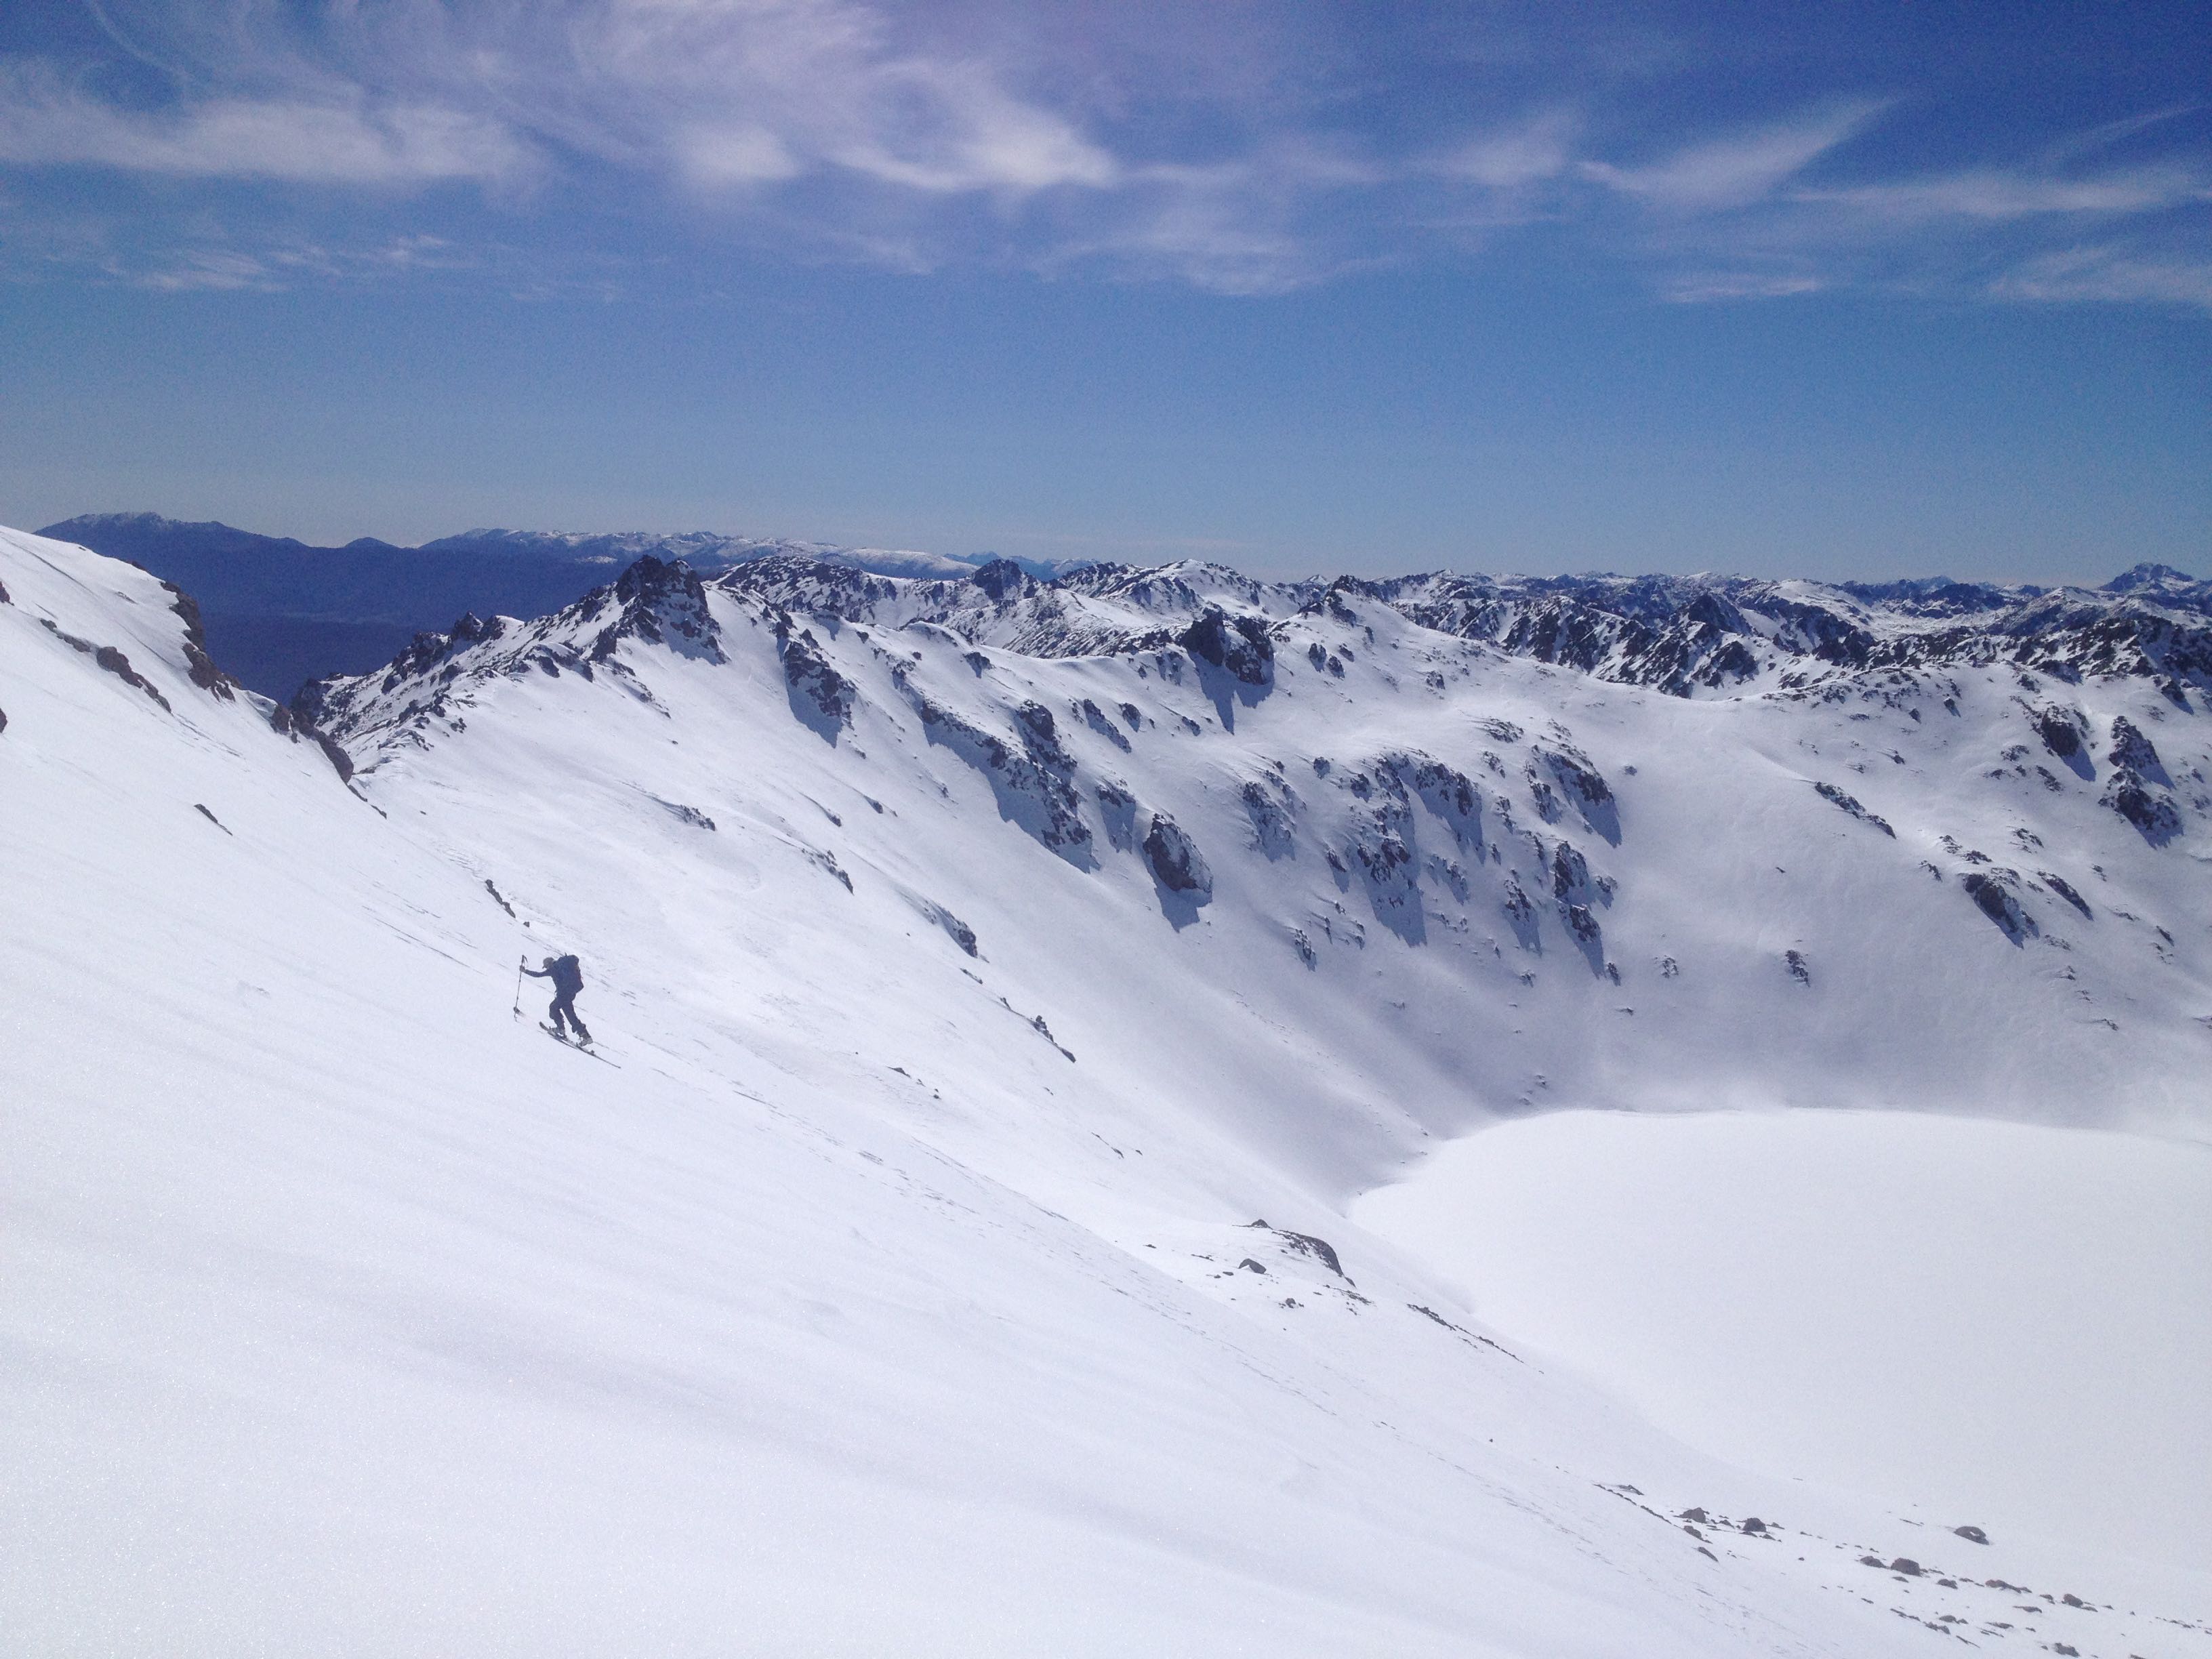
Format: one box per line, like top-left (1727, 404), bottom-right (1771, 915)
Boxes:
top-left (0, 6), bottom-right (2203, 310)
top-left (1797, 166), bottom-right (2210, 222)
top-left (1437, 111), bottom-right (1576, 190)
top-left (1582, 104), bottom-right (1882, 209)
top-left (562, 0), bottom-right (1119, 196)
top-left (1992, 245), bottom-right (2212, 309)
top-left (677, 125), bottom-right (804, 185)
top-left (1050, 199), bottom-right (1320, 295)
top-left (1664, 270), bottom-right (1824, 303)
top-left (0, 64), bottom-right (532, 186)
top-left (131, 249), bottom-right (288, 291)
top-left (820, 68), bottom-right (1120, 193)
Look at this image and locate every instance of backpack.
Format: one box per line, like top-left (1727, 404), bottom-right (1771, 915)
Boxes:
top-left (554, 954), bottom-right (583, 993)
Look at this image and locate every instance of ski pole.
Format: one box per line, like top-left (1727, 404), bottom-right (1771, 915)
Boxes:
top-left (512, 957), bottom-right (525, 1021)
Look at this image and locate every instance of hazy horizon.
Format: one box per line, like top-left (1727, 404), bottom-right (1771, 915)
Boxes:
top-left (19, 502), bottom-right (2202, 592)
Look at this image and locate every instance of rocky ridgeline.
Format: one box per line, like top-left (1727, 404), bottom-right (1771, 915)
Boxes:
top-left (288, 546), bottom-right (2206, 994)
top-left (718, 556), bottom-right (1267, 662)
top-left (293, 546), bottom-right (1654, 972)
top-left (1360, 565), bottom-right (2212, 701)
top-left (717, 552), bottom-right (2212, 705)
top-left (297, 554), bottom-right (724, 745)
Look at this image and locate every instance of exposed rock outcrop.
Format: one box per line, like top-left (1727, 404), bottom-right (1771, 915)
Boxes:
top-left (904, 686), bottom-right (1094, 863)
top-left (775, 617), bottom-right (855, 737)
top-left (1812, 781), bottom-right (1896, 836)
top-left (587, 556), bottom-right (724, 663)
top-left (39, 619), bottom-right (171, 712)
top-left (2107, 715), bottom-right (2167, 783)
top-left (1179, 607), bottom-right (1275, 687)
top-left (1961, 872), bottom-right (2036, 943)
top-left (1143, 813), bottom-right (1212, 899)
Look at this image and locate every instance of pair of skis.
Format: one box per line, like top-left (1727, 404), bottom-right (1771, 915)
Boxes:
top-left (541, 1022), bottom-right (619, 1066)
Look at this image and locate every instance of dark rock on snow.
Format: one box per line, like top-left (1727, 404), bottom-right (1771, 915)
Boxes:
top-left (2106, 715), bottom-right (2166, 781)
top-left (2101, 771), bottom-right (2182, 845)
top-left (2038, 872), bottom-right (2093, 920)
top-left (776, 619), bottom-right (855, 733)
top-left (2034, 704), bottom-right (2085, 759)
top-left (1179, 607), bottom-right (1275, 687)
top-left (1143, 813), bottom-right (1213, 899)
top-left (1246, 1220), bottom-right (1347, 1279)
top-left (1961, 872), bottom-right (2036, 943)
top-left (1812, 781), bottom-right (1896, 836)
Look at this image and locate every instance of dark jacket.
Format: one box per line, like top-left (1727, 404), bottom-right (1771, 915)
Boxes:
top-left (527, 956), bottom-right (585, 996)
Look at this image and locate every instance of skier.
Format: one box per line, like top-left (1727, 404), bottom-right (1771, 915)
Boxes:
top-left (523, 953), bottom-right (592, 1044)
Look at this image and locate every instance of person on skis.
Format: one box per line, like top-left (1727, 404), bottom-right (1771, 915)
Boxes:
top-left (524, 953), bottom-right (592, 1044)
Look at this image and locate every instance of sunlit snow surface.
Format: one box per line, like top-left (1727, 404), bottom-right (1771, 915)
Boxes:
top-left (5, 525), bottom-right (2210, 1656)
top-left (1357, 1109), bottom-right (2212, 1568)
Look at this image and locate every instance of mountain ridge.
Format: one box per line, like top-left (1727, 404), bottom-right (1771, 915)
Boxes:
top-left (34, 512), bottom-right (1082, 696)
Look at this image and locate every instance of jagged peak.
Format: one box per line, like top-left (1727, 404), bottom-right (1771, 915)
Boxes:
top-left (966, 558), bottom-right (1031, 600)
top-left (2105, 561), bottom-right (2200, 592)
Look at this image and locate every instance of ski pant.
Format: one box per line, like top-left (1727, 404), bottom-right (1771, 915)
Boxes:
top-left (549, 991), bottom-right (590, 1042)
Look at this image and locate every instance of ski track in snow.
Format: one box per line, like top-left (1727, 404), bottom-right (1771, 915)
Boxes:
top-left (3, 525), bottom-right (2209, 1657)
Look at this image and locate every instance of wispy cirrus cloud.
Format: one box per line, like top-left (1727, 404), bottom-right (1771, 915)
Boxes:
top-left (0, 61), bottom-right (533, 185)
top-left (106, 232), bottom-right (483, 293)
top-left (1795, 165), bottom-right (2210, 222)
top-left (1572, 102), bottom-right (2210, 310)
top-left (567, 0), bottom-right (1122, 197)
top-left (131, 247), bottom-right (289, 291)
top-left (1991, 245), bottom-right (2212, 308)
top-left (1581, 103), bottom-right (1883, 209)
top-left (1662, 270), bottom-right (1826, 303)
top-left (1433, 111), bottom-right (1578, 191)
top-left (1, 1), bottom-right (2206, 308)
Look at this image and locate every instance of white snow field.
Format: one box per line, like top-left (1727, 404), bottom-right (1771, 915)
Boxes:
top-left (4, 523), bottom-right (2209, 1656)
top-left (1356, 1109), bottom-right (2212, 1570)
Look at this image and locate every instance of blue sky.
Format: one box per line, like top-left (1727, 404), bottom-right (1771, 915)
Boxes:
top-left (1, 1), bottom-right (2206, 580)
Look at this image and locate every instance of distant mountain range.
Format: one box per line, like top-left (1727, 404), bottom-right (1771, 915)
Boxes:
top-left (37, 512), bottom-right (1065, 697)
top-left (37, 511), bottom-right (2207, 707)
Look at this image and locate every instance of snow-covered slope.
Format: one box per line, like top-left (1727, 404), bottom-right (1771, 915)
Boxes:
top-left (5, 525), bottom-right (2208, 1656)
